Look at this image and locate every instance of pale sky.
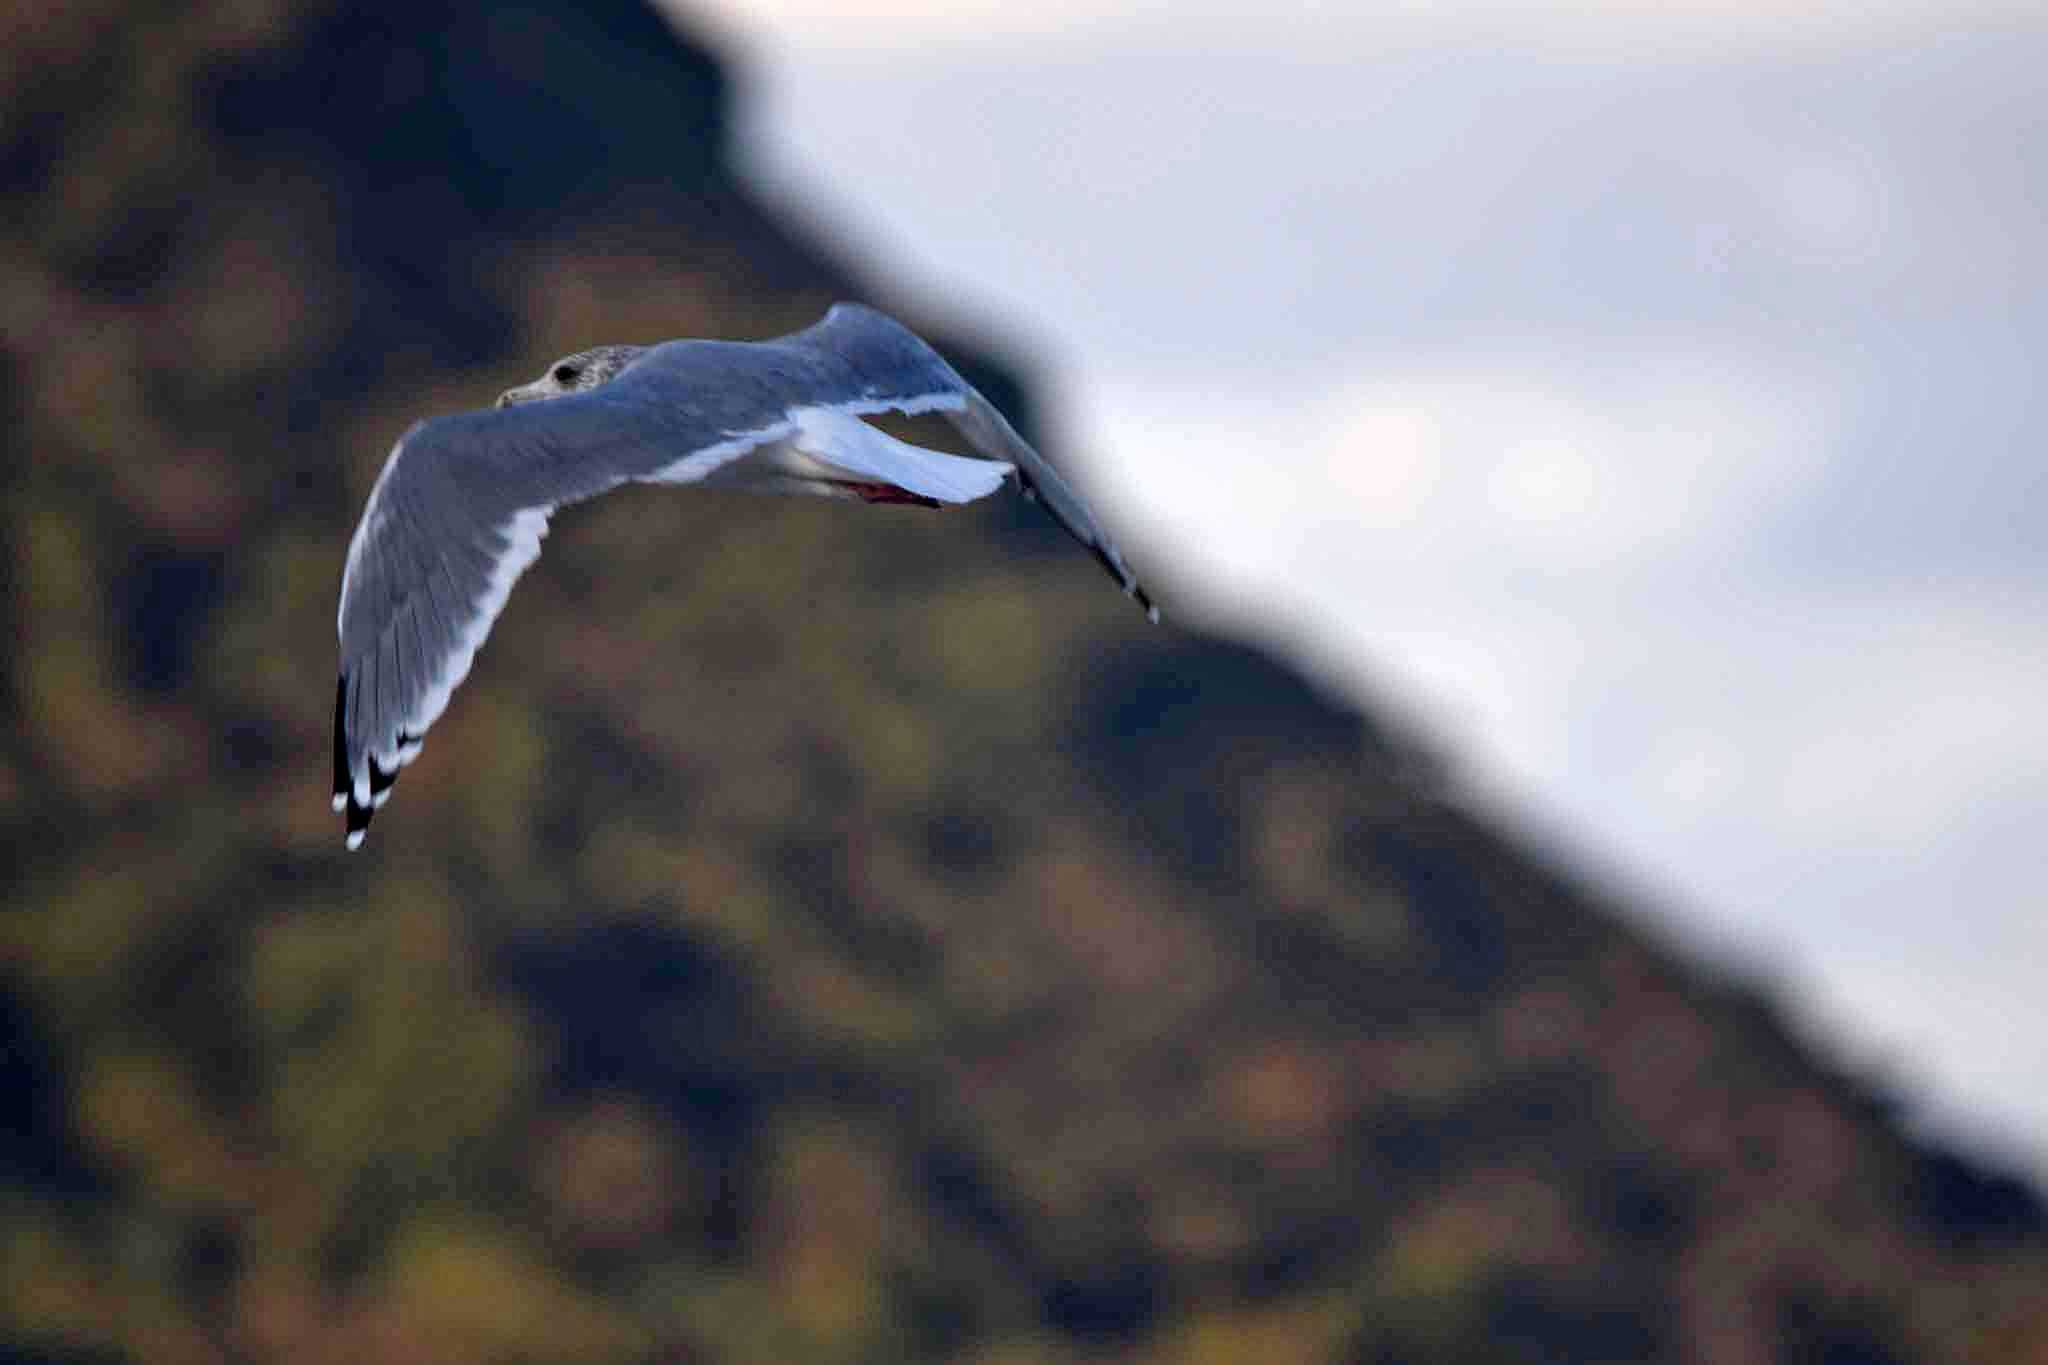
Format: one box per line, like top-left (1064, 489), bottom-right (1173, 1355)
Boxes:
top-left (680, 0), bottom-right (2048, 1176)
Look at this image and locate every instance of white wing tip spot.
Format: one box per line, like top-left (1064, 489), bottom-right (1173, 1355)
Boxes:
top-left (331, 793), bottom-right (347, 813)
top-left (345, 830), bottom-right (365, 851)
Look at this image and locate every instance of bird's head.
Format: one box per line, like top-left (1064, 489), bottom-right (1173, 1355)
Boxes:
top-left (497, 345), bottom-right (647, 408)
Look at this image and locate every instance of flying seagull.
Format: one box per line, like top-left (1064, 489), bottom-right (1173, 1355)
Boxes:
top-left (333, 302), bottom-right (1156, 849)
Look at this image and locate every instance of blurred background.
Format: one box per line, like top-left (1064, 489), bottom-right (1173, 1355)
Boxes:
top-left (704, 0), bottom-right (2048, 1177)
top-left (3, 1), bottom-right (2045, 1362)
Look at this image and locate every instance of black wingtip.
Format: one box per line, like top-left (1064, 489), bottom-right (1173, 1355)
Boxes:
top-left (336, 672), bottom-right (405, 850)
top-left (1085, 541), bottom-right (1159, 624)
top-left (368, 752), bottom-right (397, 800)
top-left (332, 675), bottom-right (350, 811)
top-left (344, 789), bottom-right (374, 850)
top-left (336, 673), bottom-right (373, 850)
top-left (341, 752), bottom-right (400, 852)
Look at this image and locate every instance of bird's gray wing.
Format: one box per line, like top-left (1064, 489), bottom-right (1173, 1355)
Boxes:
top-left (941, 389), bottom-right (1157, 624)
top-left (333, 403), bottom-right (622, 849)
top-left (785, 306), bottom-right (1158, 622)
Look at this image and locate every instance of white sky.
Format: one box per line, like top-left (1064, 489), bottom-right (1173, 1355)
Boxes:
top-left (680, 0), bottom-right (2048, 1176)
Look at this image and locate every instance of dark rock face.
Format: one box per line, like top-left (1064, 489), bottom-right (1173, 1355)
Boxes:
top-left (2, 3), bottom-right (2044, 1363)
top-left (199, 0), bottom-right (731, 375)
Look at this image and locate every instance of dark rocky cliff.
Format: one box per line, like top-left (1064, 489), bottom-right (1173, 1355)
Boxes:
top-left (3, 2), bottom-right (2043, 1362)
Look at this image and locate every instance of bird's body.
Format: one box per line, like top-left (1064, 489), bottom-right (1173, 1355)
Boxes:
top-left (333, 303), bottom-right (1155, 848)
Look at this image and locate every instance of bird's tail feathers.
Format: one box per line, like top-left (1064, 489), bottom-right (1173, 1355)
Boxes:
top-left (791, 408), bottom-right (1013, 504)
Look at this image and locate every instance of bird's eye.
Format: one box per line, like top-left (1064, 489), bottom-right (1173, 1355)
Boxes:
top-left (552, 363), bottom-right (581, 385)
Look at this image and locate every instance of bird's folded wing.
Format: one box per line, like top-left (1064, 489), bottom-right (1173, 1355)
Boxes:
top-left (793, 305), bottom-right (1158, 620)
top-left (944, 391), bottom-right (1158, 622)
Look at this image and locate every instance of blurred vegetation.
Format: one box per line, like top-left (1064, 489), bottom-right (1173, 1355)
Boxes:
top-left (3, 1), bottom-right (2046, 1362)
